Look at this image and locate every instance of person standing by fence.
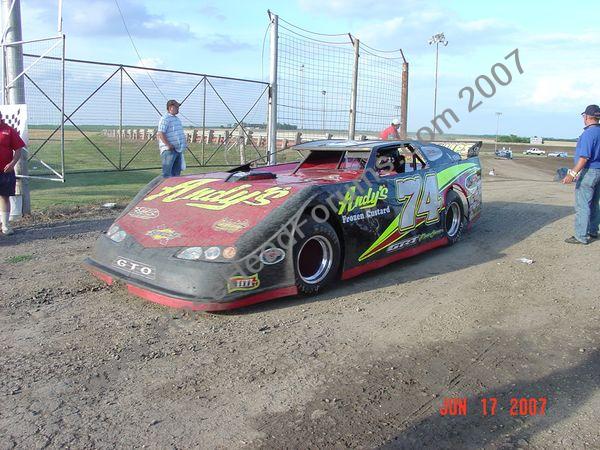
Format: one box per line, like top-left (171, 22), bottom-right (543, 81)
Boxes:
top-left (0, 117), bottom-right (25, 235)
top-left (562, 104), bottom-right (600, 244)
top-left (157, 99), bottom-right (187, 178)
top-left (379, 118), bottom-right (401, 140)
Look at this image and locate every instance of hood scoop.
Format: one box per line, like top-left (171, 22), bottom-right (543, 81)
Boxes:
top-left (226, 171), bottom-right (277, 182)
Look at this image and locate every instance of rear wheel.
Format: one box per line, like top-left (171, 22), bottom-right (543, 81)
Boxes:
top-left (294, 217), bottom-right (341, 295)
top-left (444, 191), bottom-right (465, 245)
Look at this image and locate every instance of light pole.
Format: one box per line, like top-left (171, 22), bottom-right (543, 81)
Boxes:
top-left (428, 32), bottom-right (448, 139)
top-left (495, 112), bottom-right (502, 151)
top-left (394, 105), bottom-right (400, 118)
top-left (321, 90), bottom-right (327, 132)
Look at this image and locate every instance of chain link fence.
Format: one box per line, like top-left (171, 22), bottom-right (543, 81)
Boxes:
top-left (21, 52), bottom-right (270, 176)
top-left (275, 16), bottom-right (407, 142)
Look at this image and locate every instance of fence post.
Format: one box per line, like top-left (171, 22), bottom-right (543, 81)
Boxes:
top-left (348, 35), bottom-right (359, 140)
top-left (119, 66), bottom-right (123, 169)
top-left (201, 76), bottom-right (206, 165)
top-left (266, 11), bottom-right (278, 165)
top-left (1, 0), bottom-right (30, 213)
top-left (400, 50), bottom-right (409, 139)
top-left (60, 33), bottom-right (65, 179)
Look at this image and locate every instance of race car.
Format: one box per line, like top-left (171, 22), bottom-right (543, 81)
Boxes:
top-left (523, 147), bottom-right (545, 155)
top-left (547, 151), bottom-right (568, 158)
top-left (85, 139), bottom-right (482, 311)
top-left (495, 148), bottom-right (513, 159)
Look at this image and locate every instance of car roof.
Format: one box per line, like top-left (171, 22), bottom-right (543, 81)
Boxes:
top-left (292, 139), bottom-right (417, 152)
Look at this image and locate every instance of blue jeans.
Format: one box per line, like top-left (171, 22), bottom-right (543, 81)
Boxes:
top-left (574, 167), bottom-right (600, 242)
top-left (161, 150), bottom-right (182, 178)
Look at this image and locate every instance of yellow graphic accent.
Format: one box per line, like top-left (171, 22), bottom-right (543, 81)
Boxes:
top-left (144, 179), bottom-right (291, 211)
top-left (227, 274), bottom-right (260, 293)
top-left (212, 218), bottom-right (250, 233)
top-left (337, 185), bottom-right (388, 215)
top-left (145, 226), bottom-right (182, 245)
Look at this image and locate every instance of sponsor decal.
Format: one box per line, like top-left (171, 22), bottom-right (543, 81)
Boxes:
top-left (418, 229), bottom-right (444, 242)
top-left (144, 179), bottom-right (291, 211)
top-left (145, 226), bottom-right (182, 245)
top-left (342, 205), bottom-right (391, 224)
top-left (465, 172), bottom-right (481, 192)
top-left (112, 256), bottom-right (155, 280)
top-left (227, 274), bottom-right (260, 293)
top-left (386, 229), bottom-right (444, 254)
top-left (204, 246), bottom-right (221, 260)
top-left (223, 247), bottom-right (237, 259)
top-left (259, 247), bottom-right (285, 265)
top-left (359, 174), bottom-right (442, 261)
top-left (128, 206), bottom-right (159, 220)
top-left (212, 217), bottom-right (250, 233)
top-left (386, 236), bottom-right (418, 253)
top-left (337, 185), bottom-right (388, 215)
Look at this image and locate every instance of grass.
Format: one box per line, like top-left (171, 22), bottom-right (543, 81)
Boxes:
top-left (5, 254), bottom-right (35, 264)
top-left (29, 169), bottom-right (163, 210)
top-left (25, 127), bottom-right (295, 211)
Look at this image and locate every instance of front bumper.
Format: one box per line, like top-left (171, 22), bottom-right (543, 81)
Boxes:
top-left (85, 234), bottom-right (297, 311)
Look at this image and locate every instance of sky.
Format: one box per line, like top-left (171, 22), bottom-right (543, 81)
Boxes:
top-left (11, 0), bottom-right (600, 139)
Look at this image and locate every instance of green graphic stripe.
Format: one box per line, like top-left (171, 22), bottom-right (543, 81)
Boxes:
top-left (359, 163), bottom-right (479, 262)
top-left (436, 163), bottom-right (478, 192)
top-left (359, 214), bottom-right (401, 258)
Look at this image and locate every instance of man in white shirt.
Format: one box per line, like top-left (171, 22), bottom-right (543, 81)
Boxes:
top-left (157, 99), bottom-right (187, 177)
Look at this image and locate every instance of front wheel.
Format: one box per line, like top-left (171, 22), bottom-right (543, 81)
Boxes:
top-left (293, 217), bottom-right (341, 295)
top-left (444, 191), bottom-right (465, 245)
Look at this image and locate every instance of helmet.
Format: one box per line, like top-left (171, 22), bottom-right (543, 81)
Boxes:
top-left (391, 118), bottom-right (401, 126)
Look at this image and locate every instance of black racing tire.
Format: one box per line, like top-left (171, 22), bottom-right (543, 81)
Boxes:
top-left (444, 190), bottom-right (465, 245)
top-left (293, 217), bottom-right (341, 295)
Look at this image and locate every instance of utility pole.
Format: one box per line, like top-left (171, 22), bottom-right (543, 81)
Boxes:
top-left (495, 112), bottom-right (502, 151)
top-left (428, 33), bottom-right (448, 141)
top-left (1, 0), bottom-right (29, 214)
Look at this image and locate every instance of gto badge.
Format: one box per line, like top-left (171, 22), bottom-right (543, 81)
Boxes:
top-left (112, 256), bottom-right (155, 280)
top-left (259, 247), bottom-right (285, 265)
top-left (227, 274), bottom-right (260, 293)
top-left (145, 225), bottom-right (182, 245)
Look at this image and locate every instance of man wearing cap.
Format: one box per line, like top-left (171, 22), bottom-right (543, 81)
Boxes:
top-left (562, 104), bottom-right (600, 244)
top-left (157, 100), bottom-right (187, 177)
top-left (0, 117), bottom-right (25, 235)
top-left (379, 118), bottom-right (401, 140)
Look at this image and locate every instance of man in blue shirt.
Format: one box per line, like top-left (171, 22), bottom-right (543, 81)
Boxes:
top-left (562, 104), bottom-right (600, 244)
top-left (157, 99), bottom-right (187, 177)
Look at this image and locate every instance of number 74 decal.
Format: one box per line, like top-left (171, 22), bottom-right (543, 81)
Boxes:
top-left (358, 174), bottom-right (443, 261)
top-left (395, 174), bottom-right (443, 231)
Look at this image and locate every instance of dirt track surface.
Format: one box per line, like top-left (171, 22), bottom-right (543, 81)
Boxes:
top-left (1, 154), bottom-right (599, 449)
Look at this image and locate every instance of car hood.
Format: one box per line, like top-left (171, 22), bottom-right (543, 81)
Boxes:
top-left (115, 173), bottom-right (316, 248)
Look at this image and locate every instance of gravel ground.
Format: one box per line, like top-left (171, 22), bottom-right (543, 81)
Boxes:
top-left (1, 154), bottom-right (599, 449)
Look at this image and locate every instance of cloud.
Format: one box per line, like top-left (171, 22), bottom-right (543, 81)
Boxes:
top-left (198, 5), bottom-right (226, 22)
top-left (23, 0), bottom-right (195, 40)
top-left (136, 57), bottom-right (164, 68)
top-left (297, 0), bottom-right (424, 18)
top-left (519, 70), bottom-right (600, 111)
top-left (200, 34), bottom-right (254, 52)
top-left (351, 8), bottom-right (515, 58)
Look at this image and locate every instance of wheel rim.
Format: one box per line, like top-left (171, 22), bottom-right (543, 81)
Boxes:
top-left (297, 235), bottom-right (333, 284)
top-left (446, 202), bottom-right (461, 237)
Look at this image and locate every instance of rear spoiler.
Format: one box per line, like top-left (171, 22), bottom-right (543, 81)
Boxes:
top-left (434, 141), bottom-right (482, 158)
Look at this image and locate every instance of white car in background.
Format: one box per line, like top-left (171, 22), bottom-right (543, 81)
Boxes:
top-left (547, 151), bottom-right (568, 158)
top-left (523, 148), bottom-right (545, 155)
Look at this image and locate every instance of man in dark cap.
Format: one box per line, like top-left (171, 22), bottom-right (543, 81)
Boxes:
top-left (562, 104), bottom-right (600, 244)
